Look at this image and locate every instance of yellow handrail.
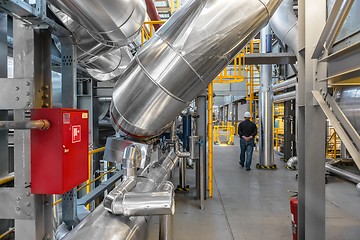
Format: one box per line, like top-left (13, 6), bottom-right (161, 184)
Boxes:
top-left (53, 167), bottom-right (117, 206)
top-left (0, 172), bottom-right (14, 185)
top-left (0, 227), bottom-right (15, 239)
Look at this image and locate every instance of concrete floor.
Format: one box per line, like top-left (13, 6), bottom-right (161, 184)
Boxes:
top-left (149, 136), bottom-right (360, 239)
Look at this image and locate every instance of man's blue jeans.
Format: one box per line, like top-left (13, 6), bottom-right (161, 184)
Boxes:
top-left (240, 138), bottom-right (254, 170)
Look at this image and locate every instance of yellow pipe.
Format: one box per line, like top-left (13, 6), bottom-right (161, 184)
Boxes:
top-left (208, 82), bottom-right (214, 198)
top-left (0, 228), bottom-right (15, 239)
top-left (0, 172), bottom-right (14, 185)
top-left (176, 0), bottom-right (180, 11)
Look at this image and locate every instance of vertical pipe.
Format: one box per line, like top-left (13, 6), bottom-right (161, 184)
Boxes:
top-left (179, 157), bottom-right (186, 189)
top-left (182, 114), bottom-right (191, 151)
top-left (159, 215), bottom-right (173, 240)
top-left (199, 136), bottom-right (205, 210)
top-left (259, 24), bottom-right (275, 167)
top-left (207, 83), bottom-right (214, 198)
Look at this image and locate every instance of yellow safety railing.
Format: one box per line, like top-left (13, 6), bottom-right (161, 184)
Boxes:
top-left (213, 53), bottom-right (246, 84)
top-left (53, 147), bottom-right (110, 208)
top-left (213, 124), bottom-right (235, 145)
top-left (141, 20), bottom-right (167, 43)
top-left (326, 130), bottom-right (340, 159)
top-left (170, 0), bottom-right (180, 13)
top-left (245, 39), bottom-right (261, 120)
top-left (0, 227), bottom-right (15, 239)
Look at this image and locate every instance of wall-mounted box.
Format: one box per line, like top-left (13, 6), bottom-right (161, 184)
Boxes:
top-left (31, 108), bottom-right (89, 194)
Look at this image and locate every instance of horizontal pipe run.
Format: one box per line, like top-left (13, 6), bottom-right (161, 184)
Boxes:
top-left (63, 150), bottom-right (179, 240)
top-left (0, 120), bottom-right (50, 130)
top-left (98, 97), bottom-right (112, 103)
top-left (274, 91), bottom-right (296, 103)
top-left (325, 163), bottom-right (360, 184)
top-left (273, 77), bottom-right (297, 92)
top-left (0, 172), bottom-right (14, 185)
top-left (117, 182), bottom-right (175, 216)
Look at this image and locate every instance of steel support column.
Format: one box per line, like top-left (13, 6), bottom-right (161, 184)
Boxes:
top-left (59, 39), bottom-right (79, 226)
top-left (298, 0), bottom-right (327, 239)
top-left (0, 13), bottom-right (8, 178)
top-left (196, 93), bottom-right (207, 199)
top-left (13, 19), bottom-right (54, 240)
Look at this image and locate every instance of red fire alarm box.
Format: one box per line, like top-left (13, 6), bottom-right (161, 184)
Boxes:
top-left (31, 108), bottom-right (89, 194)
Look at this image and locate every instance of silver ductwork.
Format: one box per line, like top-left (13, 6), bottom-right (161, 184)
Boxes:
top-left (269, 0), bottom-right (298, 55)
top-left (259, 24), bottom-right (275, 167)
top-left (63, 150), bottom-right (179, 240)
top-left (50, 7), bottom-right (136, 81)
top-left (110, 0), bottom-right (283, 138)
top-left (334, 86), bottom-right (360, 134)
top-left (47, 0), bottom-right (146, 47)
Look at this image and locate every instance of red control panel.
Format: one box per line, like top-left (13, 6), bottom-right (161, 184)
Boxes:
top-left (31, 108), bottom-right (89, 194)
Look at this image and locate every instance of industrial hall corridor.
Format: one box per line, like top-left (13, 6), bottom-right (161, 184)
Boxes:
top-left (150, 137), bottom-right (360, 240)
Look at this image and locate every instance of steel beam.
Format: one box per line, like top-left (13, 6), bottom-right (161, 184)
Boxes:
top-left (244, 52), bottom-right (297, 64)
top-left (298, 1), bottom-right (327, 239)
top-left (13, 18), bottom-right (54, 240)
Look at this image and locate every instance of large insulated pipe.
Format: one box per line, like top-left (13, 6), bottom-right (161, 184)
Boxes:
top-left (334, 86), bottom-right (360, 134)
top-left (47, 0), bottom-right (146, 46)
top-left (110, 0), bottom-right (283, 138)
top-left (269, 0), bottom-right (298, 55)
top-left (259, 24), bottom-right (275, 167)
top-left (51, 7), bottom-right (134, 81)
top-left (63, 150), bottom-right (179, 240)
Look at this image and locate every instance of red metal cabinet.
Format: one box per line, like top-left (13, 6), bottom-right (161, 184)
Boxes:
top-left (31, 108), bottom-right (89, 194)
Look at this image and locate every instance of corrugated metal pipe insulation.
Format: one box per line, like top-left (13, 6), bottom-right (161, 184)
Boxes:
top-left (47, 0), bottom-right (146, 81)
top-left (110, 0), bottom-right (284, 139)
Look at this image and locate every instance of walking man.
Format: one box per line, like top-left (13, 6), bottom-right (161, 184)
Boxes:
top-left (238, 111), bottom-right (257, 171)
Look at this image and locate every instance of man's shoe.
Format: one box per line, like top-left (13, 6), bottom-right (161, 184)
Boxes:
top-left (246, 168), bottom-right (251, 171)
top-left (239, 162), bottom-right (244, 167)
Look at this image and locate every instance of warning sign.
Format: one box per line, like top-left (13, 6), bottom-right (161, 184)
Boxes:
top-left (72, 125), bottom-right (81, 143)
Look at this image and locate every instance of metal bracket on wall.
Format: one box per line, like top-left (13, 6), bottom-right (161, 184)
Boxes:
top-left (312, 90), bottom-right (360, 168)
top-left (0, 188), bottom-right (35, 219)
top-left (0, 78), bottom-right (33, 109)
